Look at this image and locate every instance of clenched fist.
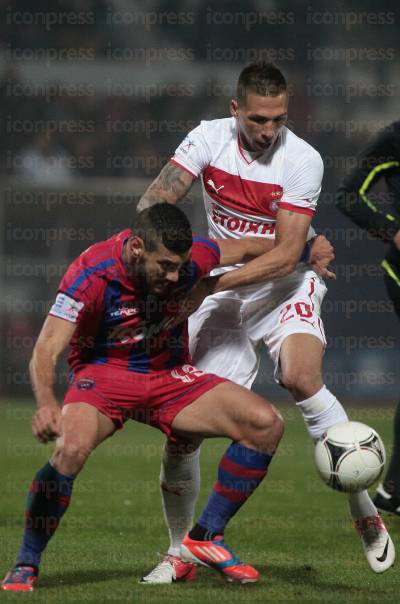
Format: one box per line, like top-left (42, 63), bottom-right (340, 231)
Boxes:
top-left (32, 405), bottom-right (62, 444)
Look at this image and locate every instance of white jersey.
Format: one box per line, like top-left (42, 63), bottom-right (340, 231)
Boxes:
top-left (171, 117), bottom-right (327, 386)
top-left (172, 117), bottom-right (323, 241)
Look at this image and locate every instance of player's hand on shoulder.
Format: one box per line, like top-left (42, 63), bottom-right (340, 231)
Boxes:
top-left (309, 235), bottom-right (336, 280)
top-left (32, 405), bottom-right (62, 444)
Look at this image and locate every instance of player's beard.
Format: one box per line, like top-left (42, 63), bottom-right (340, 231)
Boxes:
top-left (134, 256), bottom-right (170, 298)
top-left (239, 129), bottom-right (278, 153)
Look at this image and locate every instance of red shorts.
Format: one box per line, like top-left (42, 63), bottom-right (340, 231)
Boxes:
top-left (63, 363), bottom-right (226, 440)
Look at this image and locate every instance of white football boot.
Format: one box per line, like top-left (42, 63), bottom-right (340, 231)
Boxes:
top-left (355, 515), bottom-right (395, 573)
top-left (139, 554), bottom-right (196, 584)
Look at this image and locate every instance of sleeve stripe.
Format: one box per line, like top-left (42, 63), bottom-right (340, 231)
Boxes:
top-left (193, 235), bottom-right (221, 258)
top-left (381, 260), bottom-right (400, 287)
top-left (381, 260), bottom-right (400, 288)
top-left (359, 161), bottom-right (400, 214)
top-left (279, 202), bottom-right (315, 216)
top-left (169, 158), bottom-right (197, 178)
top-left (65, 259), bottom-right (115, 296)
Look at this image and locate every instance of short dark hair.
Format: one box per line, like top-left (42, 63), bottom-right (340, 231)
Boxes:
top-left (133, 203), bottom-right (192, 254)
top-left (236, 62), bottom-right (287, 103)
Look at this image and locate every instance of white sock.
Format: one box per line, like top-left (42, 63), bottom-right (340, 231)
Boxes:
top-left (348, 489), bottom-right (378, 520)
top-left (296, 385), bottom-right (348, 441)
top-left (160, 442), bottom-right (200, 557)
top-left (296, 385), bottom-right (377, 520)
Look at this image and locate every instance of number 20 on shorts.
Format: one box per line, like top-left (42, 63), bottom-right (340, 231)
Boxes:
top-left (280, 302), bottom-right (313, 323)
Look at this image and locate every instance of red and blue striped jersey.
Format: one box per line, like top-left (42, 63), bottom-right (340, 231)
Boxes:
top-left (49, 229), bottom-right (220, 373)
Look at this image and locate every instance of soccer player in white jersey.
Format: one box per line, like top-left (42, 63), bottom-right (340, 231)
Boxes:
top-left (138, 62), bottom-right (395, 583)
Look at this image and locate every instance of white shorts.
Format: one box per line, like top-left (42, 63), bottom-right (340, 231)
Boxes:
top-left (188, 267), bottom-right (327, 389)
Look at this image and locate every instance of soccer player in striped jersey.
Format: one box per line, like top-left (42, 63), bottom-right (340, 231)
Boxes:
top-left (2, 203), bottom-right (291, 591)
top-left (138, 62), bottom-right (395, 583)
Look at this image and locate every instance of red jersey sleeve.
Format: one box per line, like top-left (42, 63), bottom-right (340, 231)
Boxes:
top-left (191, 235), bottom-right (221, 278)
top-left (49, 254), bottom-right (110, 323)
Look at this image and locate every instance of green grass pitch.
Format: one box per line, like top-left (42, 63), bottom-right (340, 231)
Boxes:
top-left (1, 400), bottom-right (399, 603)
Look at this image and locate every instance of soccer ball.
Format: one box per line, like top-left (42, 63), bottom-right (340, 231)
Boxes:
top-left (314, 421), bottom-right (386, 493)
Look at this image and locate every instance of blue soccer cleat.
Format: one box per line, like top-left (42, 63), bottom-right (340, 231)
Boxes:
top-left (1, 565), bottom-right (38, 592)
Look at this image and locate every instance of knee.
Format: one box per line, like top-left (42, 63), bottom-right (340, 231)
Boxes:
top-left (266, 406), bottom-right (285, 446)
top-left (52, 438), bottom-right (93, 476)
top-left (247, 405), bottom-right (284, 453)
top-left (281, 366), bottom-right (322, 400)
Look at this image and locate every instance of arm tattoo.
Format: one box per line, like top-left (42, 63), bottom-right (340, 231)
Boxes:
top-left (137, 163), bottom-right (193, 210)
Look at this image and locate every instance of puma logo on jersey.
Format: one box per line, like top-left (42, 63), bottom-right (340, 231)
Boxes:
top-left (207, 179), bottom-right (224, 194)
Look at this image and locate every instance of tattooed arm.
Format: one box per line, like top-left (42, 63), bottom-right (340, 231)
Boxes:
top-left (137, 162), bottom-right (195, 211)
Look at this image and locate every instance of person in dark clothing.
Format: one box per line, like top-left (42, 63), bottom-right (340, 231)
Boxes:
top-left (337, 121), bottom-right (400, 514)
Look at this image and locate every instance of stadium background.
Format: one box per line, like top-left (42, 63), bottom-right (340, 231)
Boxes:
top-left (1, 1), bottom-right (400, 601)
top-left (1, 0), bottom-right (398, 403)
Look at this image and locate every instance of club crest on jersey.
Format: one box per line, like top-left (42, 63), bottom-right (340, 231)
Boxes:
top-left (171, 364), bottom-right (206, 383)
